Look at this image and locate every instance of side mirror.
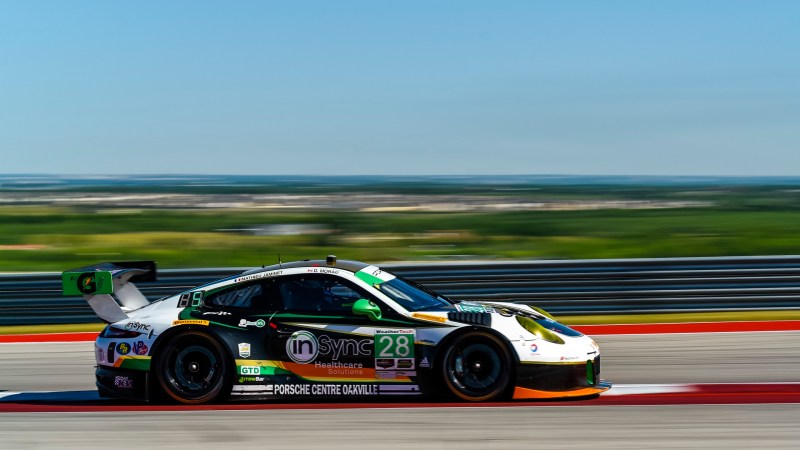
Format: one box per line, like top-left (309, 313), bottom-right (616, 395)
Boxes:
top-left (352, 299), bottom-right (382, 321)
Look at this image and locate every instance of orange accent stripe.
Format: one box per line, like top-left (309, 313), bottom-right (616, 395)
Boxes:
top-left (411, 313), bottom-right (448, 323)
top-left (282, 362), bottom-right (412, 383)
top-left (512, 385), bottom-right (610, 400)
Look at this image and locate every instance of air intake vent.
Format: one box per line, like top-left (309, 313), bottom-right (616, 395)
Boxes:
top-left (447, 312), bottom-right (491, 327)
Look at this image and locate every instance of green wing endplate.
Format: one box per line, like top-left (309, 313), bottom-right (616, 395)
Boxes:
top-left (61, 261), bottom-right (157, 296)
top-left (63, 271), bottom-right (114, 296)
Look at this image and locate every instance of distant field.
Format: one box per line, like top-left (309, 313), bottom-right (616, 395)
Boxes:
top-left (2, 200), bottom-right (800, 271)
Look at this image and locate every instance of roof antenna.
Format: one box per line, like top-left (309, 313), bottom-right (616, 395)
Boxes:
top-left (258, 248), bottom-right (265, 269)
top-left (278, 253), bottom-right (282, 269)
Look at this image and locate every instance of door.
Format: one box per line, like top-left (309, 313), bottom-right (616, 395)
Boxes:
top-left (267, 274), bottom-right (386, 394)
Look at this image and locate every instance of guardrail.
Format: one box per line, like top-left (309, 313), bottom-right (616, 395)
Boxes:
top-left (2, 255), bottom-right (800, 325)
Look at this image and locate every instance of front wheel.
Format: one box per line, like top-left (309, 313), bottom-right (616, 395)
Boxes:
top-left (154, 331), bottom-right (231, 404)
top-left (440, 331), bottom-right (512, 401)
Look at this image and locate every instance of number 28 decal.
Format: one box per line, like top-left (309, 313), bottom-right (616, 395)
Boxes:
top-left (375, 330), bottom-right (415, 358)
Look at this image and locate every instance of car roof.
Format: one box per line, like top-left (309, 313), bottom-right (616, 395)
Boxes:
top-left (238, 259), bottom-right (372, 276)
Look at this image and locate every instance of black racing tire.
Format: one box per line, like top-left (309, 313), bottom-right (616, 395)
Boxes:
top-left (439, 331), bottom-right (513, 402)
top-left (153, 331), bottom-right (232, 404)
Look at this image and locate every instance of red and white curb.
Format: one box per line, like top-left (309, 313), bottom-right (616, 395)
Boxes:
top-left (0, 332), bottom-right (98, 344)
top-left (603, 384), bottom-right (697, 396)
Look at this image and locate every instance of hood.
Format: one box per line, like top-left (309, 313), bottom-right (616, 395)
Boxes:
top-left (446, 301), bottom-right (584, 338)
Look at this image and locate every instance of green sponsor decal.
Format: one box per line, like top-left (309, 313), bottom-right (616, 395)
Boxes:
top-left (238, 364), bottom-right (291, 376)
top-left (62, 271), bottom-right (114, 296)
top-left (375, 330), bottom-right (415, 359)
top-left (355, 271), bottom-right (384, 285)
top-left (118, 357), bottom-right (151, 371)
top-left (239, 319), bottom-right (266, 328)
top-left (355, 266), bottom-right (394, 286)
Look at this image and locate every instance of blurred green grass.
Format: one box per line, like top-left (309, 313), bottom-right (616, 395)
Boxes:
top-left (1, 205), bottom-right (800, 271)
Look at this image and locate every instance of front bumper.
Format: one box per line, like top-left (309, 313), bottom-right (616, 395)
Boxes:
top-left (512, 357), bottom-right (610, 400)
top-left (96, 365), bottom-right (151, 402)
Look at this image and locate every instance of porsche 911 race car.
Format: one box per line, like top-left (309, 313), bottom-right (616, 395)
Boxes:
top-left (62, 257), bottom-right (610, 404)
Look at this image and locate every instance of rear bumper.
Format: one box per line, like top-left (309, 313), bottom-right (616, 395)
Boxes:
top-left (96, 365), bottom-right (151, 402)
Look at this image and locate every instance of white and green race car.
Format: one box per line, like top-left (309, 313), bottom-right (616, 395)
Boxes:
top-left (62, 257), bottom-right (610, 404)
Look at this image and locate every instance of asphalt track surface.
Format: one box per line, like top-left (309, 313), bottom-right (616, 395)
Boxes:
top-left (1, 331), bottom-right (799, 449)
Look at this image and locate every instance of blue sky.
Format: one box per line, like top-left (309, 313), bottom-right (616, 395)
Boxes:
top-left (1, 1), bottom-right (798, 175)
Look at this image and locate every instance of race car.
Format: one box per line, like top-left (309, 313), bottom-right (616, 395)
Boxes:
top-left (62, 257), bottom-right (610, 404)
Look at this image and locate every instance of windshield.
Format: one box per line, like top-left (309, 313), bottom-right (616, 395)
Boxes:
top-left (374, 277), bottom-right (453, 312)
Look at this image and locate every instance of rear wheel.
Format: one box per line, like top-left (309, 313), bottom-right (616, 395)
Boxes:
top-left (154, 331), bottom-right (231, 404)
top-left (440, 331), bottom-right (512, 401)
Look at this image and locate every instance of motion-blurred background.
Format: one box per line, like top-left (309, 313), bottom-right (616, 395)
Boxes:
top-left (1, 174), bottom-right (800, 271)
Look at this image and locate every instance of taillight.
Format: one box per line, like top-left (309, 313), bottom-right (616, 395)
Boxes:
top-left (100, 326), bottom-right (142, 339)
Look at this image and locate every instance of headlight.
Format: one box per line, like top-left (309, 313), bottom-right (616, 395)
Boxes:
top-left (516, 316), bottom-right (565, 344)
top-left (531, 306), bottom-right (555, 320)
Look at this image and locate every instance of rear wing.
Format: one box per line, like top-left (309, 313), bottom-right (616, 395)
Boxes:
top-left (62, 261), bottom-right (157, 323)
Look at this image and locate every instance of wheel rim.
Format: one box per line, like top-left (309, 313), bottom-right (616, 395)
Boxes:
top-left (165, 343), bottom-right (221, 398)
top-left (446, 341), bottom-right (503, 397)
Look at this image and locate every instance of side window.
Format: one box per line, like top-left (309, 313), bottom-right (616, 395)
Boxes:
top-left (206, 280), bottom-right (281, 311)
top-left (277, 275), bottom-right (376, 314)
